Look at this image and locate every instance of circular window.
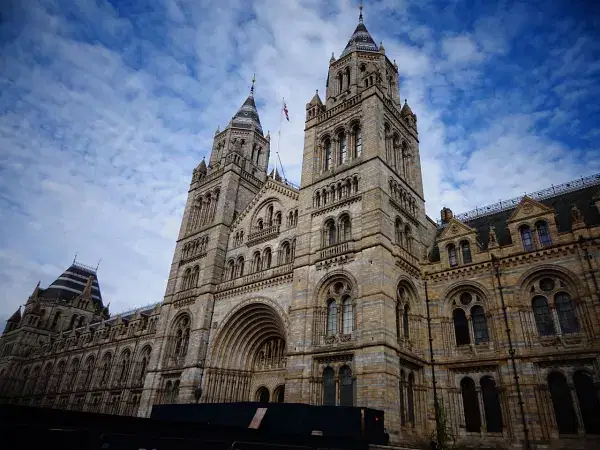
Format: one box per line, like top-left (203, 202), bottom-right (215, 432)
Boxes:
top-left (460, 292), bottom-right (472, 305)
top-left (334, 282), bottom-right (345, 295)
top-left (540, 278), bottom-right (555, 292)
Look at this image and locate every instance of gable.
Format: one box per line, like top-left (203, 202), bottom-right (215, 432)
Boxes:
top-left (437, 218), bottom-right (475, 242)
top-left (507, 196), bottom-right (554, 223)
top-left (232, 178), bottom-right (299, 231)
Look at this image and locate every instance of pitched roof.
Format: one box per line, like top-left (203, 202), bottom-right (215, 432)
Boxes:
top-left (429, 174), bottom-right (600, 260)
top-left (231, 92), bottom-right (263, 134)
top-left (41, 262), bottom-right (103, 305)
top-left (340, 15), bottom-right (379, 58)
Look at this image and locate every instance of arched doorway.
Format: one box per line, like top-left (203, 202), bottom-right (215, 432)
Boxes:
top-left (205, 301), bottom-right (287, 403)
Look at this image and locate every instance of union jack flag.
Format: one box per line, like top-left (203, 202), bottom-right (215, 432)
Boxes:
top-left (283, 101), bottom-right (289, 121)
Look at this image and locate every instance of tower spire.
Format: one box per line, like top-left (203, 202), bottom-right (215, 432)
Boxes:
top-left (250, 73), bottom-right (256, 96)
top-left (359, 2), bottom-right (363, 24)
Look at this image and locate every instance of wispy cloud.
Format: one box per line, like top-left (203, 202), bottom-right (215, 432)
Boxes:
top-left (0, 0), bottom-right (598, 319)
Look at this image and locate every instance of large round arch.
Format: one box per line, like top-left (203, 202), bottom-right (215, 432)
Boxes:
top-left (205, 300), bottom-right (287, 403)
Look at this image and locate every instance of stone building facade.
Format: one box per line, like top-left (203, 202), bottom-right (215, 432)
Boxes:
top-left (2, 8), bottom-right (600, 450)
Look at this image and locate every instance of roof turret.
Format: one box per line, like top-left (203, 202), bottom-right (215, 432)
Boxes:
top-left (231, 75), bottom-right (263, 134)
top-left (340, 4), bottom-right (379, 58)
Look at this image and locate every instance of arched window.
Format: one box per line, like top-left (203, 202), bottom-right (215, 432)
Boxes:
top-left (325, 219), bottom-right (336, 247)
top-left (137, 347), bottom-right (151, 385)
top-left (256, 386), bottom-right (270, 403)
top-left (227, 260), bottom-right (235, 280)
top-left (461, 241), bottom-right (472, 264)
top-left (236, 256), bottom-right (245, 277)
top-left (404, 225), bottom-right (412, 252)
top-left (100, 353), bottom-right (112, 385)
top-left (555, 292), bottom-right (579, 334)
top-left (353, 125), bottom-right (362, 158)
top-left (327, 299), bottom-right (338, 335)
top-left (448, 244), bottom-right (458, 267)
top-left (51, 311), bottom-right (62, 330)
top-left (253, 252), bottom-right (261, 273)
top-left (339, 132), bottom-right (347, 164)
top-left (395, 218), bottom-right (404, 246)
top-left (83, 356), bottom-right (95, 387)
top-left (323, 367), bottom-right (336, 406)
top-left (173, 315), bottom-right (191, 357)
top-left (407, 372), bottom-right (415, 426)
top-left (520, 225), bottom-right (534, 251)
top-left (191, 265), bottom-right (200, 287)
top-left (257, 219), bottom-right (264, 230)
top-left (453, 309), bottom-right (470, 345)
top-left (164, 381), bottom-right (173, 404)
top-left (315, 192), bottom-right (321, 208)
top-left (461, 377), bottom-right (481, 432)
top-left (280, 242), bottom-right (291, 264)
top-left (471, 305), bottom-right (489, 344)
top-left (340, 366), bottom-right (353, 406)
top-left (342, 296), bottom-right (354, 334)
top-left (403, 305), bottom-right (410, 339)
top-left (573, 371), bottom-right (600, 434)
top-left (340, 215), bottom-right (351, 242)
top-left (118, 350), bottom-right (131, 384)
top-left (536, 221), bottom-right (552, 247)
top-left (399, 371), bottom-right (406, 425)
top-left (532, 296), bottom-right (555, 336)
top-left (548, 372), bottom-right (578, 434)
top-left (274, 385), bottom-right (285, 403)
top-left (78, 316), bottom-right (86, 328)
top-left (266, 205), bottom-right (274, 226)
top-left (182, 268), bottom-right (191, 290)
top-left (481, 376), bottom-right (503, 432)
top-left (324, 139), bottom-right (332, 171)
top-left (69, 315), bottom-right (78, 330)
top-left (263, 248), bottom-right (272, 270)
top-left (275, 212), bottom-right (282, 226)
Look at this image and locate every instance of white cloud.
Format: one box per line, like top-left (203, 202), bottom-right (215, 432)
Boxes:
top-left (0, 0), bottom-right (598, 323)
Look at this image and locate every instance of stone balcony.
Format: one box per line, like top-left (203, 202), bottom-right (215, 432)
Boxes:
top-left (317, 241), bottom-right (355, 262)
top-left (217, 263), bottom-right (293, 292)
top-left (246, 225), bottom-right (280, 246)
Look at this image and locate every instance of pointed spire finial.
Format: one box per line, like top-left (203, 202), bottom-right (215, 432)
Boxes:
top-left (250, 73), bottom-right (256, 96)
top-left (359, 2), bottom-right (364, 23)
top-left (73, 253), bottom-right (78, 264)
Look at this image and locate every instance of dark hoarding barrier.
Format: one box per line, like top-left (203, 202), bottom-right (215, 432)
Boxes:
top-left (0, 403), bottom-right (387, 450)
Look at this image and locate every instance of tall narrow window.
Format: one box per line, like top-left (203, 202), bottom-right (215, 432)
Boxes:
top-left (395, 218), bottom-right (404, 246)
top-left (327, 300), bottom-right (338, 335)
top-left (548, 372), bottom-right (578, 434)
top-left (266, 205), bottom-right (274, 226)
top-left (339, 366), bottom-right (353, 406)
top-left (448, 244), bottom-right (458, 267)
top-left (342, 297), bottom-right (353, 334)
top-left (536, 221), bottom-right (552, 247)
top-left (326, 220), bottom-right (336, 247)
top-left (339, 132), bottom-right (347, 164)
top-left (453, 309), bottom-right (470, 345)
top-left (520, 225), bottom-right (534, 251)
top-left (407, 373), bottom-right (415, 426)
top-left (555, 292), bottom-right (579, 334)
top-left (461, 241), bottom-right (472, 264)
top-left (354, 126), bottom-right (362, 157)
top-left (532, 296), bottom-right (555, 336)
top-left (471, 305), bottom-right (489, 344)
top-left (340, 215), bottom-right (351, 242)
top-left (263, 248), bottom-right (272, 270)
top-left (324, 139), bottom-right (332, 171)
top-left (399, 371), bottom-right (406, 425)
top-left (403, 305), bottom-right (410, 339)
top-left (481, 376), bottom-right (503, 432)
top-left (573, 371), bottom-right (600, 434)
top-left (323, 367), bottom-right (336, 406)
top-left (461, 377), bottom-right (481, 432)
top-left (253, 252), bottom-right (261, 273)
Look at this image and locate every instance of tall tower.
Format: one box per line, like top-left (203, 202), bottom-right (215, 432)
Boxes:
top-left (287, 5), bottom-right (430, 440)
top-left (141, 81), bottom-right (271, 413)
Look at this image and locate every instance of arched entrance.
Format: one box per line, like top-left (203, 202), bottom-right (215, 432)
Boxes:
top-left (205, 301), bottom-right (287, 403)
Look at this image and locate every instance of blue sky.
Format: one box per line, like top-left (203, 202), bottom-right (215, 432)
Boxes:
top-left (1, 0), bottom-right (599, 322)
